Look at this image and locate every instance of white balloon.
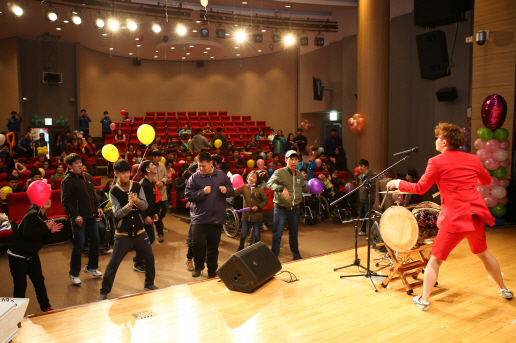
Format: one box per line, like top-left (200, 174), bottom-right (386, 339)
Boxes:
top-left (200, 0), bottom-right (208, 7)
top-left (0, 134), bottom-right (5, 145)
top-left (492, 149), bottom-right (508, 162)
top-left (491, 186), bottom-right (507, 199)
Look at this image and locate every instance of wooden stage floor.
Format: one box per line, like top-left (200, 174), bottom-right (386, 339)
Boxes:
top-left (14, 228), bottom-right (516, 343)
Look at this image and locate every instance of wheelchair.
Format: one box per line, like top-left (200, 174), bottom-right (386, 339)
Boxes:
top-left (300, 194), bottom-right (330, 226)
top-left (223, 203), bottom-right (241, 238)
top-left (326, 193), bottom-right (355, 223)
top-left (83, 213), bottom-right (113, 254)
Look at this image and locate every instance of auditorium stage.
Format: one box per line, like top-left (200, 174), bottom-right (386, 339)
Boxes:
top-left (14, 228), bottom-right (516, 343)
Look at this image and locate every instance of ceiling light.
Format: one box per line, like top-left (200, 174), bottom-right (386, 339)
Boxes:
top-left (108, 19), bottom-right (119, 31)
top-left (176, 23), bottom-right (187, 36)
top-left (156, 50), bottom-right (158, 52)
top-left (200, 27), bottom-right (209, 39)
top-left (284, 33), bottom-right (296, 46)
top-left (286, 5), bottom-right (291, 8)
top-left (94, 12), bottom-right (105, 28)
top-left (152, 20), bottom-right (161, 33)
top-left (300, 33), bottom-right (308, 46)
top-left (186, 53), bottom-right (190, 55)
top-left (171, 47), bottom-right (175, 49)
top-left (44, 5), bottom-right (58, 22)
top-left (127, 19), bottom-right (137, 31)
top-left (236, 54), bottom-right (240, 56)
top-left (314, 32), bottom-right (324, 46)
top-left (204, 51), bottom-right (208, 53)
top-left (235, 30), bottom-right (246, 42)
top-left (182, 57), bottom-right (186, 59)
top-left (261, 29), bottom-right (266, 33)
top-left (216, 26), bottom-right (226, 39)
top-left (154, 56), bottom-right (158, 58)
top-left (235, 46), bottom-right (239, 49)
top-left (10, 1), bottom-right (23, 17)
top-left (129, 53), bottom-right (133, 55)
top-left (272, 31), bottom-right (281, 43)
top-left (69, 10), bottom-right (82, 25)
top-left (258, 49), bottom-right (262, 52)
top-left (121, 26), bottom-right (126, 29)
top-left (206, 48), bottom-right (210, 50)
top-left (189, 45), bottom-right (194, 48)
top-left (63, 20), bottom-right (69, 23)
top-left (242, 1), bottom-right (247, 4)
top-left (252, 33), bottom-right (263, 43)
top-left (192, 30), bottom-right (198, 33)
top-left (56, 27), bottom-right (61, 30)
top-left (135, 38), bottom-right (139, 40)
top-left (137, 44), bottom-right (141, 47)
top-left (196, 20), bottom-right (201, 24)
top-left (210, 56), bottom-right (214, 58)
top-left (226, 33), bottom-right (230, 36)
top-left (102, 33), bottom-right (107, 36)
top-left (109, 48), bottom-right (114, 50)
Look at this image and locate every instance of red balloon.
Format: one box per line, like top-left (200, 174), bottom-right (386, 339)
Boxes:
top-left (27, 181), bottom-right (51, 206)
top-left (354, 166), bottom-right (360, 175)
top-left (138, 35), bottom-right (144, 42)
top-left (121, 109), bottom-right (126, 116)
top-left (481, 94), bottom-right (507, 131)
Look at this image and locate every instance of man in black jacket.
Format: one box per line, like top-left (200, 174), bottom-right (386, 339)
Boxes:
top-left (61, 153), bottom-right (103, 285)
top-left (293, 128), bottom-right (308, 153)
top-left (212, 127), bottom-right (228, 151)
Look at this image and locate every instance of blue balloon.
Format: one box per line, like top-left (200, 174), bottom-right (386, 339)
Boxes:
top-left (307, 178), bottom-right (324, 194)
top-left (268, 168), bottom-right (274, 176)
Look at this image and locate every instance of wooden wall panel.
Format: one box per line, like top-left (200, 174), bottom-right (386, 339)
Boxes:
top-left (471, 53), bottom-right (516, 89)
top-left (474, 0), bottom-right (516, 26)
top-left (473, 18), bottom-right (516, 58)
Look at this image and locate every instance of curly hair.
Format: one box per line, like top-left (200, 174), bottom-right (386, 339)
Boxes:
top-left (434, 123), bottom-right (466, 148)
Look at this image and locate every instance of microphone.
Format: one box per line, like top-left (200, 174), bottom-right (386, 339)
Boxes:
top-left (393, 147), bottom-right (419, 156)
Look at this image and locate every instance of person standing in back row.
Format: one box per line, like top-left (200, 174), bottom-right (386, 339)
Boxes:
top-left (79, 109), bottom-right (91, 138)
top-left (100, 111), bottom-right (112, 138)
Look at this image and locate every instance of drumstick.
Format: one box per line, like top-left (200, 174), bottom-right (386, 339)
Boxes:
top-left (432, 191), bottom-right (440, 198)
top-left (380, 188), bottom-right (389, 209)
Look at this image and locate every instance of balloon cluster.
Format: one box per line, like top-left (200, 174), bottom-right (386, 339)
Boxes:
top-left (476, 94), bottom-right (510, 219)
top-left (347, 114), bottom-right (365, 134)
top-left (300, 120), bottom-right (313, 132)
top-left (56, 116), bottom-right (69, 127)
top-left (30, 115), bottom-right (44, 126)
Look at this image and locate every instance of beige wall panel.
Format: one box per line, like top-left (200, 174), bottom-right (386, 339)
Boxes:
top-left (0, 38), bottom-right (20, 124)
top-left (474, 0), bottom-right (516, 26)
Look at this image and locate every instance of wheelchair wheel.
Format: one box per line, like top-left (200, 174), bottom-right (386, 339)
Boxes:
top-left (320, 196), bottom-right (330, 220)
top-left (224, 208), bottom-right (240, 238)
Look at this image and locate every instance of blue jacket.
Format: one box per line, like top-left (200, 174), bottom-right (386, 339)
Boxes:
top-left (297, 161), bottom-right (317, 181)
top-left (324, 136), bottom-right (342, 156)
top-left (6, 117), bottom-right (22, 132)
top-left (100, 117), bottom-right (112, 132)
top-left (79, 116), bottom-right (91, 129)
top-left (184, 168), bottom-right (234, 225)
top-left (272, 137), bottom-right (286, 154)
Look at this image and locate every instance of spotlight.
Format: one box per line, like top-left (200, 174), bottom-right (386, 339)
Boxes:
top-left (200, 26), bottom-right (209, 39)
top-left (314, 33), bottom-right (324, 46)
top-left (94, 13), bottom-right (106, 28)
top-left (272, 31), bottom-right (281, 44)
top-left (252, 33), bottom-right (263, 43)
top-left (300, 33), bottom-right (308, 46)
top-left (44, 5), bottom-right (58, 22)
top-left (9, 1), bottom-right (23, 17)
top-left (152, 20), bottom-right (162, 33)
top-left (126, 18), bottom-right (137, 31)
top-left (69, 10), bottom-right (82, 25)
top-left (176, 23), bottom-right (187, 36)
top-left (216, 26), bottom-right (226, 39)
top-left (284, 33), bottom-right (296, 45)
top-left (235, 30), bottom-right (246, 43)
top-left (108, 19), bottom-right (119, 31)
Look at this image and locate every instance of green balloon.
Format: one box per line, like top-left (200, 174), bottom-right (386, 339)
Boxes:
top-left (490, 204), bottom-right (506, 217)
top-left (180, 45), bottom-right (185, 52)
top-left (56, 120), bottom-right (61, 125)
top-left (477, 127), bottom-right (493, 141)
top-left (34, 115), bottom-right (39, 119)
top-left (64, 119), bottom-right (69, 124)
top-left (492, 167), bottom-right (507, 180)
top-left (493, 128), bottom-right (509, 141)
top-left (60, 116), bottom-right (65, 120)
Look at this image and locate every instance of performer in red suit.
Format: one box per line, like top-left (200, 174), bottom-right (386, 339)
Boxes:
top-left (387, 123), bottom-right (512, 311)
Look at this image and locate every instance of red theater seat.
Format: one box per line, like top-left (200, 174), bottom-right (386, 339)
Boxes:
top-left (245, 121), bottom-right (255, 127)
top-left (208, 111), bottom-right (218, 116)
top-left (177, 111), bottom-right (186, 116)
top-left (232, 116), bottom-right (241, 121)
top-left (256, 121), bottom-right (266, 127)
top-left (220, 115), bottom-right (230, 121)
top-left (156, 111), bottom-right (166, 116)
top-left (259, 139), bottom-right (271, 152)
top-left (198, 111), bottom-right (207, 116)
top-left (146, 112), bottom-right (156, 116)
top-left (242, 116), bottom-right (251, 121)
top-left (6, 192), bottom-right (31, 224)
top-left (233, 140), bottom-right (245, 149)
top-left (241, 133), bottom-right (252, 141)
top-left (219, 111), bottom-right (227, 116)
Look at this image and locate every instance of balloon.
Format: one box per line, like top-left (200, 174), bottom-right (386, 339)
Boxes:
top-left (492, 149), bottom-right (508, 162)
top-left (353, 113), bottom-right (362, 121)
top-left (491, 186), bottom-right (507, 199)
top-left (462, 127), bottom-right (471, 142)
top-left (348, 118), bottom-right (354, 127)
top-left (356, 118), bottom-right (365, 128)
top-left (492, 167), bottom-right (507, 180)
top-left (481, 94), bottom-right (507, 131)
top-left (476, 149), bottom-right (491, 162)
top-left (490, 204), bottom-right (506, 217)
top-left (247, 159), bottom-right (255, 168)
top-left (315, 159), bottom-right (322, 167)
top-left (458, 144), bottom-right (470, 153)
top-left (354, 167), bottom-right (360, 175)
top-left (200, 0), bottom-right (208, 7)
top-left (27, 181), bottom-right (51, 206)
top-left (307, 178), bottom-right (324, 194)
top-left (477, 185), bottom-right (490, 197)
top-left (180, 45), bottom-right (185, 52)
top-left (39, 168), bottom-right (45, 178)
top-left (109, 123), bottom-right (116, 131)
top-left (124, 119), bottom-right (131, 125)
top-left (498, 197), bottom-right (508, 206)
top-left (161, 157), bottom-right (166, 165)
top-left (484, 158), bottom-right (500, 171)
top-left (256, 159), bottom-right (265, 168)
top-left (493, 128), bottom-right (509, 142)
top-left (499, 178), bottom-right (510, 188)
top-left (259, 152), bottom-right (266, 159)
top-left (34, 115), bottom-right (39, 119)
top-left (232, 174), bottom-right (244, 188)
top-left (500, 159), bottom-right (510, 169)
top-left (138, 35), bottom-right (144, 42)
top-left (477, 128), bottom-right (493, 141)
top-left (268, 168), bottom-right (274, 176)
top-left (474, 138), bottom-right (486, 150)
top-left (350, 126), bottom-right (357, 134)
top-left (318, 147), bottom-right (324, 154)
top-left (500, 139), bottom-right (510, 150)
top-left (485, 139), bottom-right (501, 152)
top-left (0, 134), bottom-right (5, 145)
top-left (73, 130), bottom-right (78, 134)
top-left (121, 109), bottom-right (126, 116)
top-left (1, 186), bottom-right (12, 200)
top-left (102, 144), bottom-right (119, 162)
top-left (356, 126), bottom-right (364, 134)
top-left (483, 195), bottom-right (498, 208)
top-left (344, 182), bottom-right (354, 193)
top-left (487, 176), bottom-right (499, 189)
top-left (214, 139), bottom-right (222, 148)
top-left (137, 124), bottom-right (155, 145)
top-left (392, 193), bottom-right (404, 202)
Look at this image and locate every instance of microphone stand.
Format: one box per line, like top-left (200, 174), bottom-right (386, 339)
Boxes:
top-left (331, 153), bottom-right (412, 292)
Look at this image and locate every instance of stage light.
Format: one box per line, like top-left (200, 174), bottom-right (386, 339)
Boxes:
top-left (44, 5), bottom-right (58, 22)
top-left (69, 11), bottom-right (82, 25)
top-left (152, 20), bottom-right (162, 33)
top-left (127, 18), bottom-right (137, 31)
top-left (300, 33), bottom-right (308, 46)
top-left (108, 19), bottom-right (119, 31)
top-left (252, 33), bottom-right (263, 43)
top-left (200, 26), bottom-right (209, 39)
top-left (176, 23), bottom-right (187, 36)
top-left (216, 26), bottom-right (226, 39)
top-left (314, 33), bottom-right (324, 46)
top-left (284, 33), bottom-right (296, 45)
top-left (235, 30), bottom-right (246, 43)
top-left (10, 1), bottom-right (23, 17)
top-left (94, 13), bottom-right (106, 28)
top-left (272, 31), bottom-right (281, 44)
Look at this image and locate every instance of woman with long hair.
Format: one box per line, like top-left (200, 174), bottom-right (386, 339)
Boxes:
top-left (114, 130), bottom-right (126, 143)
top-left (285, 133), bottom-right (297, 152)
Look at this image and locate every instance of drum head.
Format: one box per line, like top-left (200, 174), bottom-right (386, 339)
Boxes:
top-left (379, 206), bottom-right (419, 252)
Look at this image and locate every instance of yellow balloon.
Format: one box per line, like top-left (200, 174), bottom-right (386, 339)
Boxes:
top-left (81, 147), bottom-right (85, 153)
top-left (39, 168), bottom-right (45, 178)
top-left (137, 124), bottom-right (155, 146)
top-left (247, 159), bottom-right (255, 168)
top-left (161, 157), bottom-right (166, 165)
top-left (102, 144), bottom-right (119, 162)
top-left (1, 186), bottom-right (13, 200)
top-left (200, 0), bottom-right (208, 7)
top-left (214, 139), bottom-right (222, 148)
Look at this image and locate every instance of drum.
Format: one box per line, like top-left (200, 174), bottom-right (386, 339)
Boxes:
top-left (408, 201), bottom-right (441, 244)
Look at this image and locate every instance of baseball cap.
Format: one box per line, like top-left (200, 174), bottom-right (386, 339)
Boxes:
top-left (285, 150), bottom-right (300, 159)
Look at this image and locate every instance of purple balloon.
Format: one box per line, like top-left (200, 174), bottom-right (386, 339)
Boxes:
top-left (476, 148), bottom-right (491, 162)
top-left (500, 139), bottom-right (510, 150)
top-left (484, 194), bottom-right (498, 208)
top-left (482, 94), bottom-right (507, 131)
top-left (307, 178), bottom-right (324, 194)
top-left (485, 158), bottom-right (500, 171)
top-left (474, 138), bottom-right (486, 150)
top-left (344, 182), bottom-right (354, 193)
top-left (499, 178), bottom-right (510, 188)
top-left (458, 144), bottom-right (470, 152)
top-left (461, 127), bottom-right (471, 142)
top-left (485, 139), bottom-right (501, 152)
top-left (477, 185), bottom-right (490, 197)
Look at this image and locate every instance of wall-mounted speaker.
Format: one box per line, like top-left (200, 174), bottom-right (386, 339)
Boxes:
top-left (416, 30), bottom-right (450, 80)
top-left (196, 61), bottom-right (204, 68)
top-left (133, 58), bottom-right (142, 66)
top-left (436, 87), bottom-right (458, 102)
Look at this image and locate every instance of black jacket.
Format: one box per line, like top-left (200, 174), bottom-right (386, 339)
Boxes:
top-left (8, 206), bottom-right (51, 258)
top-left (140, 177), bottom-right (158, 219)
top-left (61, 170), bottom-right (100, 220)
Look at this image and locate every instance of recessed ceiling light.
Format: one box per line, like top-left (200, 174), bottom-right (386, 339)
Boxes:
top-left (226, 33), bottom-right (230, 36)
top-left (192, 30), bottom-right (197, 32)
top-left (235, 46), bottom-right (239, 49)
top-left (129, 53), bottom-right (133, 55)
top-left (102, 33), bottom-right (107, 36)
top-left (261, 29), bottom-right (266, 32)
top-left (63, 20), bottom-right (69, 23)
top-left (154, 56), bottom-right (158, 58)
top-left (258, 49), bottom-right (261, 52)
top-left (171, 47), bottom-right (175, 49)
top-left (285, 5), bottom-right (291, 8)
top-left (56, 27), bottom-right (61, 30)
top-left (135, 38), bottom-right (139, 40)
top-left (204, 51), bottom-right (208, 53)
top-left (196, 20), bottom-right (201, 23)
top-left (109, 48), bottom-right (114, 50)
top-left (137, 44), bottom-right (141, 47)
top-left (189, 45), bottom-right (194, 47)
top-left (242, 1), bottom-right (247, 4)
top-left (156, 50), bottom-right (158, 52)
top-left (234, 24), bottom-right (238, 26)
top-left (182, 57), bottom-right (186, 59)
top-left (236, 53), bottom-right (240, 56)
top-left (210, 56), bottom-right (214, 59)
top-left (206, 48), bottom-right (210, 50)
top-left (121, 26), bottom-right (126, 29)
top-left (186, 53), bottom-right (190, 55)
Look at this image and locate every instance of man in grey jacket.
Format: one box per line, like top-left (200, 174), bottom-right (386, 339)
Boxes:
top-left (185, 152), bottom-right (234, 278)
top-left (150, 150), bottom-right (168, 242)
top-left (190, 128), bottom-right (211, 152)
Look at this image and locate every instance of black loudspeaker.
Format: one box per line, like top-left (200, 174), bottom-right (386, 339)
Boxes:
top-left (436, 87), bottom-right (458, 102)
top-left (133, 58), bottom-right (142, 66)
top-left (416, 30), bottom-right (450, 80)
top-left (414, 0), bottom-right (472, 27)
top-left (196, 61), bottom-right (204, 68)
top-left (217, 242), bottom-right (282, 293)
top-left (370, 221), bottom-right (385, 251)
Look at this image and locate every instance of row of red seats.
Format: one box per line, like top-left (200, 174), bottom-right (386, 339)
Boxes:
top-left (145, 111), bottom-right (228, 117)
top-left (0, 170), bottom-right (56, 183)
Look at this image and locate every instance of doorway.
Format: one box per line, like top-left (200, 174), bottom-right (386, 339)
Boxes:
top-left (321, 121), bottom-right (342, 150)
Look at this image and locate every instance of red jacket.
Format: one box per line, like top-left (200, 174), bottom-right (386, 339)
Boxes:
top-left (398, 149), bottom-right (494, 233)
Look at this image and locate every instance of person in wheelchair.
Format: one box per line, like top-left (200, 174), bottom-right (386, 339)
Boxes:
top-left (299, 169), bottom-right (322, 225)
top-left (327, 168), bottom-right (353, 221)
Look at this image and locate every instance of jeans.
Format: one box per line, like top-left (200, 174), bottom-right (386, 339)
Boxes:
top-left (70, 218), bottom-right (99, 277)
top-left (359, 202), bottom-right (370, 233)
top-left (134, 223), bottom-right (156, 267)
top-left (154, 200), bottom-right (169, 236)
top-left (9, 255), bottom-right (50, 312)
top-left (239, 220), bottom-right (261, 249)
top-left (192, 224), bottom-right (222, 273)
top-left (272, 206), bottom-right (302, 260)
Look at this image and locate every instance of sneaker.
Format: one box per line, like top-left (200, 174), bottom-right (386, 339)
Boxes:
top-left (412, 295), bottom-right (429, 311)
top-left (44, 307), bottom-right (54, 312)
top-left (83, 266), bottom-right (103, 277)
top-left (499, 288), bottom-right (514, 300)
top-left (357, 231), bottom-right (366, 236)
top-left (185, 258), bottom-right (194, 271)
top-left (144, 284), bottom-right (159, 291)
top-left (69, 274), bottom-right (81, 285)
top-left (158, 234), bottom-right (164, 243)
top-left (208, 272), bottom-right (217, 279)
top-left (98, 294), bottom-right (108, 301)
top-left (133, 264), bottom-right (146, 273)
top-left (192, 269), bottom-right (203, 278)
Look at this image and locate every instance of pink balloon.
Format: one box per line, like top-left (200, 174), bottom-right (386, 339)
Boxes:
top-left (477, 185), bottom-right (490, 197)
top-left (484, 158), bottom-right (500, 171)
top-left (500, 139), bottom-right (510, 150)
top-left (476, 149), bottom-right (491, 162)
top-left (109, 123), bottom-right (116, 131)
top-left (485, 139), bottom-right (501, 152)
top-left (232, 174), bottom-right (244, 189)
top-left (487, 176), bottom-right (499, 189)
top-left (492, 149), bottom-right (508, 162)
top-left (499, 178), bottom-right (510, 188)
top-left (474, 138), bottom-right (486, 150)
top-left (498, 197), bottom-right (508, 205)
top-left (500, 159), bottom-right (510, 169)
top-left (491, 186), bottom-right (507, 199)
top-left (483, 195), bottom-right (498, 208)
top-left (27, 181), bottom-right (51, 206)
top-left (256, 159), bottom-right (265, 168)
top-left (315, 159), bottom-right (322, 167)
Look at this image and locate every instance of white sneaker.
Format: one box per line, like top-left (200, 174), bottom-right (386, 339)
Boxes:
top-left (412, 295), bottom-right (429, 311)
top-left (69, 274), bottom-right (81, 285)
top-left (83, 266), bottom-right (103, 277)
top-left (499, 288), bottom-right (514, 300)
